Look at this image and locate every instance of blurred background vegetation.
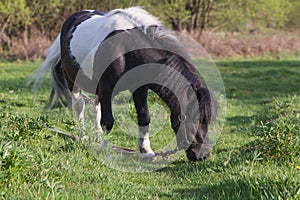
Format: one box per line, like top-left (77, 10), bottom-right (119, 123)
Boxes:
top-left (0, 0), bottom-right (299, 59)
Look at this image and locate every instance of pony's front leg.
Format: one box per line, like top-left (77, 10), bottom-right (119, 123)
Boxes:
top-left (72, 89), bottom-right (85, 137)
top-left (133, 87), bottom-right (155, 158)
top-left (138, 126), bottom-right (155, 159)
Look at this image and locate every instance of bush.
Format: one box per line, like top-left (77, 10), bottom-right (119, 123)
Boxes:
top-left (0, 109), bottom-right (50, 141)
top-left (254, 96), bottom-right (300, 161)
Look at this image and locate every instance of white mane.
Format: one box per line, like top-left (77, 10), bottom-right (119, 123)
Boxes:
top-left (105, 7), bottom-right (163, 31)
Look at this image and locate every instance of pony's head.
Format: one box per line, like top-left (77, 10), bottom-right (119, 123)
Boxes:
top-left (176, 87), bottom-right (217, 161)
top-left (162, 56), bottom-right (217, 162)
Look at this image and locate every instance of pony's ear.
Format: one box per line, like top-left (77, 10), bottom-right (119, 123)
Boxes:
top-left (196, 88), bottom-right (217, 124)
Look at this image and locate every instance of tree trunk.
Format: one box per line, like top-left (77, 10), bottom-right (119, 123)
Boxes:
top-left (0, 15), bottom-right (12, 50)
top-left (22, 26), bottom-right (29, 60)
top-left (186, 0), bottom-right (214, 35)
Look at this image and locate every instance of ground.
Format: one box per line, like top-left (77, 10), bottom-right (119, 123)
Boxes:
top-left (0, 58), bottom-right (299, 199)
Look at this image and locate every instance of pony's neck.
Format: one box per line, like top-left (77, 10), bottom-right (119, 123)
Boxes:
top-left (152, 85), bottom-right (181, 116)
top-left (149, 59), bottom-right (203, 132)
top-left (150, 85), bottom-right (181, 132)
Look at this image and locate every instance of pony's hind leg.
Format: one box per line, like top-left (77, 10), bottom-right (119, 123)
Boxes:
top-left (94, 97), bottom-right (104, 135)
top-left (71, 88), bottom-right (85, 137)
top-left (133, 87), bottom-right (155, 158)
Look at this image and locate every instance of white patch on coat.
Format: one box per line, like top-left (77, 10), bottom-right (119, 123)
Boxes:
top-left (72, 91), bottom-right (85, 134)
top-left (80, 46), bottom-right (98, 79)
top-left (137, 126), bottom-right (155, 158)
top-left (94, 98), bottom-right (103, 133)
top-left (69, 7), bottom-right (162, 79)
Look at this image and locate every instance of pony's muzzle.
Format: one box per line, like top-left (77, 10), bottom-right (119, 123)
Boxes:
top-left (185, 144), bottom-right (211, 161)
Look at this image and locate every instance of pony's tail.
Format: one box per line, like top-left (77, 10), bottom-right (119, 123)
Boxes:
top-left (28, 34), bottom-right (71, 109)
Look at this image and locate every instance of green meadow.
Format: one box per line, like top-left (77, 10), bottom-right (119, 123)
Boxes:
top-left (0, 59), bottom-right (299, 199)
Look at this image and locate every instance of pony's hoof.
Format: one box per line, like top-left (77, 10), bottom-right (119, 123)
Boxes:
top-left (141, 152), bottom-right (156, 161)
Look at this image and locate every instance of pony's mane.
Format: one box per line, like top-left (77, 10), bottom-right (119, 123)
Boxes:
top-left (105, 7), bottom-right (162, 29)
top-left (105, 7), bottom-right (175, 39)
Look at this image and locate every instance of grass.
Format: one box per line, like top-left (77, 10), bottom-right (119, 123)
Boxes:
top-left (0, 59), bottom-right (300, 199)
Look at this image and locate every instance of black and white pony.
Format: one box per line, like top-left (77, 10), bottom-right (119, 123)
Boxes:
top-left (30, 7), bottom-right (217, 161)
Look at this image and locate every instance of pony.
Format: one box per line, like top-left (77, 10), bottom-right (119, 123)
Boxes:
top-left (30, 7), bottom-right (217, 161)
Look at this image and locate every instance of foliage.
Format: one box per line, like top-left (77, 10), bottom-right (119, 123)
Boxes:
top-left (0, 0), bottom-right (299, 59)
top-left (145, 0), bottom-right (191, 31)
top-left (286, 0), bottom-right (300, 29)
top-left (0, 0), bottom-right (296, 37)
top-left (0, 111), bottom-right (50, 141)
top-left (0, 0), bottom-right (32, 32)
top-left (254, 96), bottom-right (300, 161)
top-left (210, 0), bottom-right (293, 31)
top-left (145, 0), bottom-right (214, 33)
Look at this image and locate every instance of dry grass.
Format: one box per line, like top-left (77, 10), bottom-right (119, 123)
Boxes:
top-left (1, 30), bottom-right (300, 60)
top-left (196, 29), bottom-right (300, 58)
top-left (0, 35), bottom-right (51, 61)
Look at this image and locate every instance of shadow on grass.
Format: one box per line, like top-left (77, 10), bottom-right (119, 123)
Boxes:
top-left (172, 179), bottom-right (251, 199)
top-left (172, 174), bottom-right (299, 200)
top-left (0, 75), bottom-right (50, 93)
top-left (156, 141), bottom-right (298, 199)
top-left (226, 115), bottom-right (256, 127)
top-left (0, 77), bottom-right (32, 93)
